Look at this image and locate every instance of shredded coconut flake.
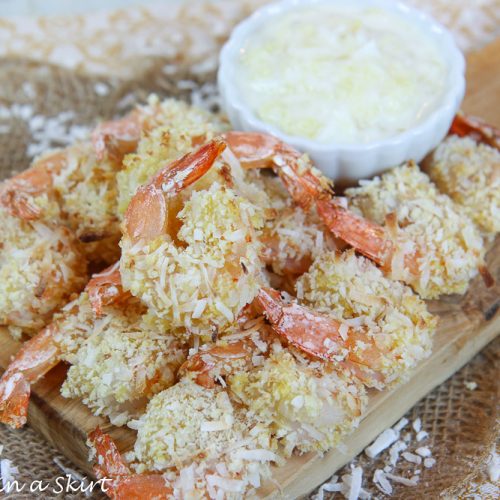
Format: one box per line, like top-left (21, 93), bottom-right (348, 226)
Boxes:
top-left (365, 428), bottom-right (399, 458)
top-left (415, 446), bottom-right (432, 458)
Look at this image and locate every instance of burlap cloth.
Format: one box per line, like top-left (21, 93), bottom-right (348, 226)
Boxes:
top-left (0, 1), bottom-right (499, 498)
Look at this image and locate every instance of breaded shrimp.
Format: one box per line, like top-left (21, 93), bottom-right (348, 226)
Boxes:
top-left (295, 250), bottom-right (436, 387)
top-left (61, 309), bottom-right (187, 426)
top-left (225, 132), bottom-right (488, 298)
top-left (426, 114), bottom-right (499, 235)
top-left (0, 206), bottom-right (87, 338)
top-left (120, 140), bottom-right (266, 339)
top-left (0, 267), bottom-right (185, 427)
top-left (181, 317), bottom-right (366, 455)
top-left (89, 380), bottom-right (277, 499)
top-left (345, 162), bottom-right (487, 297)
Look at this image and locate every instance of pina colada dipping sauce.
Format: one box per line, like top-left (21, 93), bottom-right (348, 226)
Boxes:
top-left (236, 3), bottom-right (447, 144)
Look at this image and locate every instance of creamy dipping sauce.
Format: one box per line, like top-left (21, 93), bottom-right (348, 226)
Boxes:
top-left (236, 4), bottom-right (447, 144)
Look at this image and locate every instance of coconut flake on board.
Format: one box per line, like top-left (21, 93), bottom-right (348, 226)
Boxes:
top-left (313, 415), bottom-right (437, 498)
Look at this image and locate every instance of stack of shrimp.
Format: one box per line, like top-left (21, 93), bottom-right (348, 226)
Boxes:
top-left (0, 95), bottom-right (227, 339)
top-left (0, 97), bottom-right (497, 498)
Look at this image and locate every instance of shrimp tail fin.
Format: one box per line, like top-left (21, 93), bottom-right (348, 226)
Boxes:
top-left (0, 372), bottom-right (31, 428)
top-left (86, 262), bottom-right (130, 317)
top-left (88, 428), bottom-right (172, 500)
top-left (450, 114), bottom-right (500, 150)
top-left (88, 427), bottom-right (130, 479)
top-left (124, 138), bottom-right (226, 244)
top-left (223, 131), bottom-right (333, 211)
top-left (316, 199), bottom-right (392, 268)
top-left (0, 323), bottom-right (61, 427)
top-left (255, 288), bottom-right (347, 362)
top-left (91, 110), bottom-right (142, 162)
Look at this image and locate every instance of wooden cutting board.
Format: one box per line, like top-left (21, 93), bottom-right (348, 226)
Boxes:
top-left (1, 38), bottom-right (499, 498)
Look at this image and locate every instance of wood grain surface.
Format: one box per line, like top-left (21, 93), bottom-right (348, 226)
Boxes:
top-left (0, 38), bottom-right (499, 498)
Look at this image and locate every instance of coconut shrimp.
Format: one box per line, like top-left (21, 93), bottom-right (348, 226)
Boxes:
top-left (0, 112), bottom-right (141, 338)
top-left (0, 205), bottom-right (87, 338)
top-left (425, 114), bottom-right (500, 236)
top-left (0, 151), bottom-right (88, 338)
top-left (0, 269), bottom-right (125, 427)
top-left (186, 250), bottom-right (435, 394)
top-left (0, 267), bottom-right (186, 428)
top-left (224, 132), bottom-right (421, 287)
top-left (61, 309), bottom-right (187, 426)
top-left (119, 116), bottom-right (330, 294)
top-left (88, 379), bottom-right (278, 499)
top-left (187, 343), bottom-right (367, 456)
top-left (225, 132), bottom-right (489, 298)
top-left (120, 139), bottom-right (267, 339)
top-left (345, 162), bottom-right (488, 297)
top-left (180, 316), bottom-right (367, 456)
top-left (115, 97), bottom-right (229, 215)
top-left (294, 250), bottom-right (436, 387)
top-left (2, 115), bottom-right (137, 266)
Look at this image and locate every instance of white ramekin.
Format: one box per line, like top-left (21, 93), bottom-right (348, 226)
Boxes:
top-left (218, 0), bottom-right (466, 182)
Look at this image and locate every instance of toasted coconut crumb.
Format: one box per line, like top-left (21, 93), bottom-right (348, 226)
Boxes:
top-left (130, 379), bottom-right (275, 498)
top-left (0, 207), bottom-right (87, 337)
top-left (297, 250), bottom-right (436, 388)
top-left (62, 309), bottom-right (187, 424)
top-left (346, 162), bottom-right (486, 298)
top-left (229, 348), bottom-right (366, 455)
top-left (426, 135), bottom-right (499, 235)
top-left (121, 183), bottom-right (265, 338)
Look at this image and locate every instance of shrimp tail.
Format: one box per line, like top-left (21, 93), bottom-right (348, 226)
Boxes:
top-left (86, 262), bottom-right (130, 317)
top-left (0, 153), bottom-right (62, 221)
top-left (91, 110), bottom-right (143, 162)
top-left (0, 323), bottom-right (61, 428)
top-left (88, 427), bottom-right (130, 478)
top-left (0, 372), bottom-right (30, 428)
top-left (88, 427), bottom-right (172, 500)
top-left (450, 113), bottom-right (500, 150)
top-left (255, 288), bottom-right (388, 388)
top-left (149, 137), bottom-right (226, 195)
top-left (224, 131), bottom-right (333, 211)
top-left (254, 288), bottom-right (348, 361)
top-left (124, 138), bottom-right (226, 244)
top-left (316, 199), bottom-right (393, 268)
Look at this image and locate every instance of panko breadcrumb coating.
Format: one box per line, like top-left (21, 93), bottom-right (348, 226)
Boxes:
top-left (261, 205), bottom-right (334, 276)
top-left (296, 250), bottom-right (436, 388)
top-left (250, 172), bottom-right (336, 277)
top-left (229, 347), bottom-right (367, 455)
top-left (121, 183), bottom-right (266, 338)
top-left (52, 290), bottom-right (187, 425)
top-left (128, 379), bottom-right (277, 497)
top-left (426, 135), bottom-right (500, 235)
top-left (51, 142), bottom-right (124, 265)
top-left (117, 97), bottom-right (228, 215)
top-left (346, 162), bottom-right (485, 298)
top-left (62, 314), bottom-right (187, 426)
top-left (52, 292), bottom-right (102, 364)
top-left (0, 208), bottom-right (87, 338)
